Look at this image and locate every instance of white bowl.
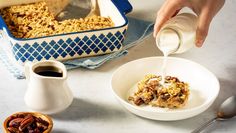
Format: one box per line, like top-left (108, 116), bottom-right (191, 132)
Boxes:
top-left (111, 56), bottom-right (220, 121)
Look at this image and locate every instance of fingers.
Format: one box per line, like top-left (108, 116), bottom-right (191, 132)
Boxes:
top-left (195, 0), bottom-right (225, 47)
top-left (195, 8), bottom-right (213, 47)
top-left (172, 9), bottom-right (181, 17)
top-left (153, 0), bottom-right (183, 38)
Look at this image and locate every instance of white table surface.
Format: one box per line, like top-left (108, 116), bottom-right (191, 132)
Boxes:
top-left (0, 0), bottom-right (236, 133)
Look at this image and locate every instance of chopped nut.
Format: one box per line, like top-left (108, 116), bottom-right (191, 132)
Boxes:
top-left (19, 115), bottom-right (34, 131)
top-left (8, 118), bottom-right (23, 127)
top-left (7, 127), bottom-right (18, 133)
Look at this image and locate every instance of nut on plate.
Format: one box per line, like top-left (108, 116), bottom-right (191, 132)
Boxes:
top-left (3, 112), bottom-right (53, 133)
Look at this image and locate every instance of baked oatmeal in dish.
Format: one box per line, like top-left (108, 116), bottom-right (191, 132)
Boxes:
top-left (128, 74), bottom-right (190, 109)
top-left (0, 2), bottom-right (114, 39)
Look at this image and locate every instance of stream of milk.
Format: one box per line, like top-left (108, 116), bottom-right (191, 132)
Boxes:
top-left (157, 29), bottom-right (180, 84)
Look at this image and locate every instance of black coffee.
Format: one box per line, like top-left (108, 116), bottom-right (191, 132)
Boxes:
top-left (34, 66), bottom-right (63, 77)
top-left (36, 71), bottom-right (63, 77)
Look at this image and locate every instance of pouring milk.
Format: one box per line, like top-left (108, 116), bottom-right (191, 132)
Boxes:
top-left (156, 13), bottom-right (197, 84)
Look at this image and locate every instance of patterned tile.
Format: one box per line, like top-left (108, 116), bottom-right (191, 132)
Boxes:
top-left (12, 30), bottom-right (126, 63)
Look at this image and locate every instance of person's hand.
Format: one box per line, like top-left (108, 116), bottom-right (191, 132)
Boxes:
top-left (153, 0), bottom-right (225, 47)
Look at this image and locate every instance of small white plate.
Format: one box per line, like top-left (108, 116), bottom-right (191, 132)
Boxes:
top-left (111, 57), bottom-right (220, 121)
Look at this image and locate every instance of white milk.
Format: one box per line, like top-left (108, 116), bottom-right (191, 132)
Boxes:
top-left (156, 13), bottom-right (197, 84)
top-left (158, 29), bottom-right (180, 84)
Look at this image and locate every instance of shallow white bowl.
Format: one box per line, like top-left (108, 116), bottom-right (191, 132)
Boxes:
top-left (111, 56), bottom-right (220, 121)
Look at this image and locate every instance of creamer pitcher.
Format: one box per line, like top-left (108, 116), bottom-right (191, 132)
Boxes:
top-left (24, 60), bottom-right (73, 114)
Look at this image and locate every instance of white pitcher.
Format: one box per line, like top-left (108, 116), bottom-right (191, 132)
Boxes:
top-left (24, 60), bottom-right (73, 114)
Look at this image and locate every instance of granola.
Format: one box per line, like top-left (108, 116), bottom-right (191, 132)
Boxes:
top-left (128, 74), bottom-right (190, 109)
top-left (0, 2), bottom-right (114, 38)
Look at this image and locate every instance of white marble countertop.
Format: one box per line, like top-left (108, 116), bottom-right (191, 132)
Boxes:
top-left (0, 0), bottom-right (236, 133)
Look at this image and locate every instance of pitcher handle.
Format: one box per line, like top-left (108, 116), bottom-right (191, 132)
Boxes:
top-left (24, 62), bottom-right (32, 81)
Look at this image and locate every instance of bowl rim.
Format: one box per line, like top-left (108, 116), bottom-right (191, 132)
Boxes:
top-left (111, 56), bottom-right (220, 114)
top-left (3, 112), bottom-right (53, 133)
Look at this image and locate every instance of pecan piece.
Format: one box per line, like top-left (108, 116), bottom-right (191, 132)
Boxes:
top-left (16, 114), bottom-right (25, 118)
top-left (8, 118), bottom-right (24, 127)
top-left (134, 97), bottom-right (144, 106)
top-left (19, 116), bottom-right (34, 131)
top-left (24, 114), bottom-right (33, 119)
top-left (160, 93), bottom-right (170, 101)
top-left (37, 123), bottom-right (48, 131)
top-left (36, 117), bottom-right (49, 126)
top-left (7, 127), bottom-right (19, 133)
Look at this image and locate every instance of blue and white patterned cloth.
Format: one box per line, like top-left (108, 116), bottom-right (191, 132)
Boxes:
top-left (0, 17), bottom-right (154, 79)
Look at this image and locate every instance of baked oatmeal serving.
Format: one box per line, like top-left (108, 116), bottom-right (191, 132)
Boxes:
top-left (128, 74), bottom-right (190, 109)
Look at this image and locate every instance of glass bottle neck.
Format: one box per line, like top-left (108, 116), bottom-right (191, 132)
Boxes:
top-left (156, 28), bottom-right (180, 55)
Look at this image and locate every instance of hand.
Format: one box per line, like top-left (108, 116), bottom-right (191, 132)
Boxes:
top-left (153, 0), bottom-right (225, 47)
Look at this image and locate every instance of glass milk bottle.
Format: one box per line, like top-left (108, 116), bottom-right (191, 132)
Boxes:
top-left (156, 13), bottom-right (197, 55)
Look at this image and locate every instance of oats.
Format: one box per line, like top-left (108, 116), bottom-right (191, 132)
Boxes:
top-left (0, 2), bottom-right (114, 39)
top-left (128, 74), bottom-right (190, 109)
